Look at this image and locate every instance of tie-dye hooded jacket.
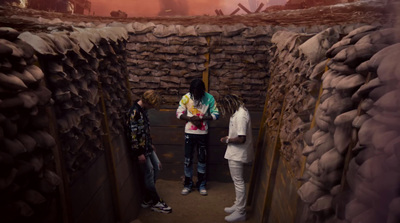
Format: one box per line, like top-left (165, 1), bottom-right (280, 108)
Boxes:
top-left (176, 92), bottom-right (219, 134)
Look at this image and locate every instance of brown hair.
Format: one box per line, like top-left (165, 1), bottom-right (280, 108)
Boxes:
top-left (141, 90), bottom-right (161, 109)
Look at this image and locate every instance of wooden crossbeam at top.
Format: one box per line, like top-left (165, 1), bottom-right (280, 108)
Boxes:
top-left (215, 3), bottom-right (265, 16)
top-left (238, 3), bottom-right (252, 14)
top-left (255, 3), bottom-right (265, 12)
top-left (230, 8), bottom-right (240, 15)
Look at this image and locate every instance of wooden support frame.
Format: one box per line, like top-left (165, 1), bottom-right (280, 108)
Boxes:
top-left (238, 3), bottom-right (252, 14)
top-left (261, 93), bottom-right (287, 222)
top-left (46, 101), bottom-right (73, 223)
top-left (247, 67), bottom-right (277, 205)
top-left (98, 81), bottom-right (123, 223)
top-left (202, 37), bottom-right (211, 92)
top-left (255, 3), bottom-right (265, 12)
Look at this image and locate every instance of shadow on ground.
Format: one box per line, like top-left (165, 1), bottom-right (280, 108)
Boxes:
top-left (132, 179), bottom-right (252, 223)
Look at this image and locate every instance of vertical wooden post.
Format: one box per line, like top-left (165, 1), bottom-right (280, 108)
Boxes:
top-left (98, 81), bottom-right (123, 223)
top-left (202, 37), bottom-right (211, 92)
top-left (247, 67), bottom-right (276, 205)
top-left (261, 93), bottom-right (287, 222)
top-left (37, 59), bottom-right (72, 223)
top-left (46, 104), bottom-right (73, 223)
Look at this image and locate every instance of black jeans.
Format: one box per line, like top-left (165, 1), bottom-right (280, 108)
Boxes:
top-left (184, 133), bottom-right (208, 190)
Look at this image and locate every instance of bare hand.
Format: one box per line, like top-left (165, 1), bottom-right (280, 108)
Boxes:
top-left (190, 116), bottom-right (202, 128)
top-left (220, 136), bottom-right (228, 143)
top-left (158, 162), bottom-right (162, 170)
top-left (138, 154), bottom-right (146, 163)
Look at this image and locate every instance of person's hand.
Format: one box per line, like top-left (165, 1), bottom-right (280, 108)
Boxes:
top-left (138, 154), bottom-right (146, 163)
top-left (220, 136), bottom-right (228, 143)
top-left (158, 162), bottom-right (162, 170)
top-left (190, 116), bottom-right (202, 128)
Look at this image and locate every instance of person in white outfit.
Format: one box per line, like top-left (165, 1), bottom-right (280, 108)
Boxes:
top-left (218, 94), bottom-right (254, 222)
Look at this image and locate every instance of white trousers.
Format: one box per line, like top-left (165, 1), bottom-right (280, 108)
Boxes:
top-left (228, 160), bottom-right (246, 214)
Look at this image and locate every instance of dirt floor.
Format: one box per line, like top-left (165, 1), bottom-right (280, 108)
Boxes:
top-left (131, 179), bottom-right (252, 223)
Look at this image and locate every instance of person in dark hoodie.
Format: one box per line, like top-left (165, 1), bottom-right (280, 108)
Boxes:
top-left (127, 90), bottom-right (172, 214)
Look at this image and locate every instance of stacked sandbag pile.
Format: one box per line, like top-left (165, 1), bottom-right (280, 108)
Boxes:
top-left (0, 27), bottom-right (60, 222)
top-left (126, 22), bottom-right (272, 109)
top-left (19, 26), bottom-right (129, 180)
top-left (265, 27), bottom-right (340, 177)
top-left (208, 25), bottom-right (272, 109)
top-left (265, 30), bottom-right (314, 166)
top-left (126, 22), bottom-right (209, 106)
top-left (339, 30), bottom-right (400, 222)
top-left (298, 25), bottom-right (399, 222)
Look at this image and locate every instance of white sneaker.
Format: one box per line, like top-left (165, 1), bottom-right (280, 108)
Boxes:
top-left (181, 187), bottom-right (191, 195)
top-left (224, 205), bottom-right (236, 214)
top-left (225, 211), bottom-right (246, 222)
top-left (199, 189), bottom-right (208, 196)
top-left (151, 201), bottom-right (172, 214)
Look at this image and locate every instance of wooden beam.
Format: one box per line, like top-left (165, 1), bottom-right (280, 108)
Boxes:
top-left (255, 3), bottom-right (265, 12)
top-left (219, 9), bottom-right (224, 15)
top-left (261, 94), bottom-right (287, 222)
top-left (98, 81), bottom-right (123, 223)
top-left (46, 100), bottom-right (73, 223)
top-left (202, 37), bottom-right (211, 92)
top-left (38, 59), bottom-right (73, 223)
top-left (238, 3), bottom-right (252, 14)
top-left (247, 67), bottom-right (277, 205)
top-left (215, 9), bottom-right (221, 15)
top-left (230, 8), bottom-right (240, 15)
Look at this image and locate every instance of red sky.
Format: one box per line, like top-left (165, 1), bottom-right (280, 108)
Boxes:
top-left (89, 0), bottom-right (284, 17)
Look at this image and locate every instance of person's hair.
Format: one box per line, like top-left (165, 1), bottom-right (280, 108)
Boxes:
top-left (141, 90), bottom-right (161, 109)
top-left (189, 79), bottom-right (205, 107)
top-left (218, 94), bottom-right (244, 116)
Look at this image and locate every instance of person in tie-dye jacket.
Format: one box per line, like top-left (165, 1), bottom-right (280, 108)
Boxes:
top-left (176, 79), bottom-right (219, 196)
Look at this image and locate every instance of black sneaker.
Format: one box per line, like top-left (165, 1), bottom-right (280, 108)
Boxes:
top-left (141, 200), bottom-right (153, 208)
top-left (151, 201), bottom-right (172, 214)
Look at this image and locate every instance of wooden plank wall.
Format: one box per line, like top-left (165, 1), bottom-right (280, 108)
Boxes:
top-left (149, 109), bottom-right (262, 183)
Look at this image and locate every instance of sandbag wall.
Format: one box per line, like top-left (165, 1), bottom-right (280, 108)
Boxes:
top-left (298, 26), bottom-right (400, 223)
top-left (249, 25), bottom-right (345, 223)
top-left (125, 22), bottom-right (272, 109)
top-left (0, 26), bottom-right (141, 223)
top-left (124, 22), bottom-right (281, 182)
top-left (248, 22), bottom-right (399, 223)
top-left (0, 27), bottom-right (59, 223)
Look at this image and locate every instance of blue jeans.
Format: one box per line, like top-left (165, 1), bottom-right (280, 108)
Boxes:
top-left (184, 134), bottom-right (207, 190)
top-left (139, 151), bottom-right (161, 203)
